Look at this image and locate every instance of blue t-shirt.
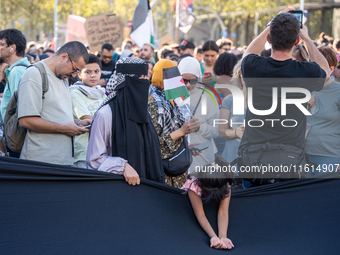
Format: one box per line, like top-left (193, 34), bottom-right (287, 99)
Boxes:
top-left (221, 94), bottom-right (245, 163)
top-left (1, 57), bottom-right (30, 119)
top-left (305, 81), bottom-right (340, 158)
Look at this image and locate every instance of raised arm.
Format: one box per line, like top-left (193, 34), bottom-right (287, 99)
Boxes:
top-left (243, 27), bottom-right (270, 58)
top-left (299, 25), bottom-right (331, 79)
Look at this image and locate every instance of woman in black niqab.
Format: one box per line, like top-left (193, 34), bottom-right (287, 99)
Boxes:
top-left (95, 57), bottom-right (164, 183)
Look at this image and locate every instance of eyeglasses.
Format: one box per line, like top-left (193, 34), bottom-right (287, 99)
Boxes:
top-left (68, 56), bottom-right (81, 74)
top-left (183, 78), bottom-right (198, 85)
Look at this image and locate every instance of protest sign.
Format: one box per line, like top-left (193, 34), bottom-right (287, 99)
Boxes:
top-left (85, 14), bottom-right (123, 52)
top-left (157, 34), bottom-right (175, 48)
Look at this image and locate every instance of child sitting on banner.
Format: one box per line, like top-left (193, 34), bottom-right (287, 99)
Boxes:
top-left (182, 154), bottom-right (234, 250)
top-left (70, 54), bottom-right (106, 168)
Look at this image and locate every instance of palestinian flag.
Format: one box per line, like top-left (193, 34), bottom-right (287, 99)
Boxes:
top-left (163, 66), bottom-right (190, 100)
top-left (130, 0), bottom-right (154, 48)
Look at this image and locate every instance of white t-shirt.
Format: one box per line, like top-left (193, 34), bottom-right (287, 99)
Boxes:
top-left (18, 61), bottom-right (74, 165)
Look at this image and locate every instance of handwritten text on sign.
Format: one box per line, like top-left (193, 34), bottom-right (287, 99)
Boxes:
top-left (84, 14), bottom-right (123, 52)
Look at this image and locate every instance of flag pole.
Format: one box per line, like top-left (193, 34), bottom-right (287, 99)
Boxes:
top-left (175, 0), bottom-right (179, 43)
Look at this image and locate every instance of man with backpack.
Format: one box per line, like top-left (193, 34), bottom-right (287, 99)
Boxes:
top-left (238, 8), bottom-right (330, 186)
top-left (0, 29), bottom-right (30, 120)
top-left (17, 41), bottom-right (91, 165)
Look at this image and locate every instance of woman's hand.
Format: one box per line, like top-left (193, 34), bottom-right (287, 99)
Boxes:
top-left (235, 125), bottom-right (245, 138)
top-left (191, 150), bottom-right (200, 157)
top-left (180, 118), bottom-right (200, 135)
top-left (220, 237), bottom-right (234, 249)
top-left (210, 236), bottom-right (223, 249)
top-left (123, 163), bottom-right (140, 186)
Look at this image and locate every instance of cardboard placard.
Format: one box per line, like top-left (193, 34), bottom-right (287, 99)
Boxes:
top-left (158, 34), bottom-right (176, 48)
top-left (84, 14), bottom-right (124, 52)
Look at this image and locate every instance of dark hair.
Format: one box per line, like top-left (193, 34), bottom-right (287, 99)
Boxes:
top-left (143, 60), bottom-right (154, 67)
top-left (235, 53), bottom-right (243, 61)
top-left (195, 47), bottom-right (203, 54)
top-left (260, 49), bottom-right (271, 57)
top-left (39, 53), bottom-right (50, 60)
top-left (87, 54), bottom-right (102, 69)
top-left (27, 53), bottom-right (37, 60)
top-left (202, 40), bottom-right (219, 53)
top-left (269, 13), bottom-right (300, 52)
top-left (0, 57), bottom-right (5, 65)
top-left (213, 53), bottom-right (238, 76)
top-left (43, 49), bottom-right (55, 54)
top-left (101, 43), bottom-right (114, 52)
top-left (56, 41), bottom-right (89, 64)
top-left (190, 155), bottom-right (234, 204)
top-left (162, 49), bottom-right (174, 59)
top-left (0, 29), bottom-right (26, 57)
top-left (169, 53), bottom-right (179, 63)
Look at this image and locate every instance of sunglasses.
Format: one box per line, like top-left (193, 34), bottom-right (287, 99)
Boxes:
top-left (183, 78), bottom-right (198, 85)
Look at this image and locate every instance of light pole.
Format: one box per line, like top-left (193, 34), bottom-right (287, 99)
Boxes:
top-left (54, 0), bottom-right (58, 50)
top-left (300, 0), bottom-right (305, 11)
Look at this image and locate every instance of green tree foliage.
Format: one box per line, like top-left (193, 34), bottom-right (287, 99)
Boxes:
top-left (1, 0), bottom-right (116, 40)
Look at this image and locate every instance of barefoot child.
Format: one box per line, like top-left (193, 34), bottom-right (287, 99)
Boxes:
top-left (70, 54), bottom-right (106, 168)
top-left (182, 155), bottom-right (234, 249)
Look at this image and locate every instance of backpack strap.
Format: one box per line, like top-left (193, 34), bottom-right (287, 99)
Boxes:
top-left (11, 63), bottom-right (30, 68)
top-left (5, 63), bottom-right (30, 93)
top-left (28, 62), bottom-right (49, 99)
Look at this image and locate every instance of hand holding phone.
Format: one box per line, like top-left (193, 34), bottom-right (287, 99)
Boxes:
top-left (203, 71), bottom-right (212, 77)
top-left (190, 142), bottom-right (209, 152)
top-left (289, 10), bottom-right (303, 28)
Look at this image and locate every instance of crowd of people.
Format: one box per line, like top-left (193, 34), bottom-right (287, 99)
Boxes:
top-left (0, 7), bottom-right (339, 250)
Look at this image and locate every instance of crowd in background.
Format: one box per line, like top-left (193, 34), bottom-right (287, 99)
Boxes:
top-left (0, 9), bottom-right (339, 250)
top-left (0, 24), bottom-right (339, 184)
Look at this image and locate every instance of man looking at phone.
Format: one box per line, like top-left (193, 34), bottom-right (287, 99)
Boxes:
top-left (18, 41), bottom-right (91, 165)
top-left (238, 8), bottom-right (330, 186)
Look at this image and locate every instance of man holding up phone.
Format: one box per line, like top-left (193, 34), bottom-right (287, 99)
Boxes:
top-left (238, 8), bottom-right (330, 186)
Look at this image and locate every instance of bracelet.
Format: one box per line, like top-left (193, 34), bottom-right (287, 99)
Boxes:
top-left (76, 119), bottom-right (81, 126)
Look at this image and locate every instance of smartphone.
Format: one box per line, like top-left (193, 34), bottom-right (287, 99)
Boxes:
top-left (84, 125), bottom-right (91, 129)
top-left (289, 10), bottom-right (303, 28)
top-left (190, 142), bottom-right (209, 152)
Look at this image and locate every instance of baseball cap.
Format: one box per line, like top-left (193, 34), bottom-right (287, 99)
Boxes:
top-left (179, 40), bottom-right (195, 50)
